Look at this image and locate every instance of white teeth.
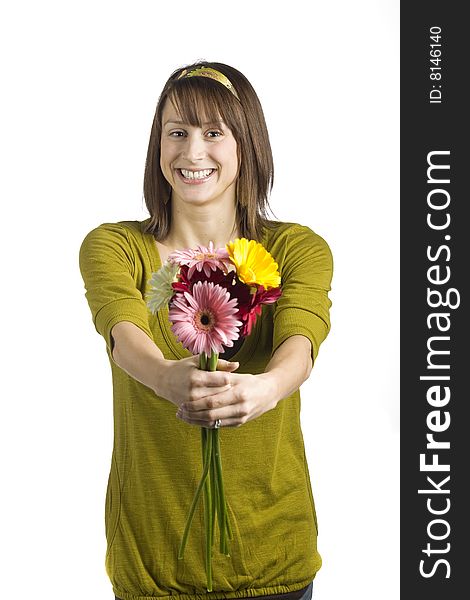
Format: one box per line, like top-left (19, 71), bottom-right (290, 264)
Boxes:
top-left (180, 168), bottom-right (214, 179)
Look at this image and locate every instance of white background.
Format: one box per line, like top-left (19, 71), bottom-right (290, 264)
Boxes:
top-left (0, 1), bottom-right (399, 599)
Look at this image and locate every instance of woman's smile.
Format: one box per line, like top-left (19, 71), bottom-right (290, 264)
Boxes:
top-left (176, 168), bottom-right (217, 184)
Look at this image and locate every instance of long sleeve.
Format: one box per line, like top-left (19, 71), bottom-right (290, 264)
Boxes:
top-left (78, 222), bottom-right (155, 357)
top-left (271, 224), bottom-right (333, 365)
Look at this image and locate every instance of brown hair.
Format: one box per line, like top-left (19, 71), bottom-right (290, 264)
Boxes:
top-left (142, 60), bottom-right (279, 243)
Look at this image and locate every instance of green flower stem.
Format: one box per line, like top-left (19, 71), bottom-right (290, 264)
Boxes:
top-left (201, 426), bottom-right (214, 591)
top-left (212, 451), bottom-right (222, 550)
top-left (225, 500), bottom-right (233, 541)
top-left (212, 430), bottom-right (225, 555)
top-left (201, 427), bottom-right (207, 473)
top-left (214, 428), bottom-right (230, 556)
top-left (210, 445), bottom-right (218, 547)
top-left (202, 428), bottom-right (213, 592)
top-left (199, 352), bottom-right (208, 370)
top-left (177, 422), bottom-right (212, 561)
top-left (207, 354), bottom-right (217, 372)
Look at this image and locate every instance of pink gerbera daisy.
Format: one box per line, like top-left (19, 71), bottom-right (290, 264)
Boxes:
top-left (168, 280), bottom-right (243, 356)
top-left (168, 241), bottom-right (235, 279)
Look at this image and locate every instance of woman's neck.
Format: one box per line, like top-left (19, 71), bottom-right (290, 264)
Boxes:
top-left (162, 199), bottom-right (239, 249)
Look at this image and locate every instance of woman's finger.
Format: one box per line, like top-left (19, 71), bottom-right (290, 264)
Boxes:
top-left (177, 399), bottom-right (244, 428)
top-left (216, 359), bottom-right (239, 370)
top-left (187, 384), bottom-right (233, 407)
top-left (197, 369), bottom-right (236, 388)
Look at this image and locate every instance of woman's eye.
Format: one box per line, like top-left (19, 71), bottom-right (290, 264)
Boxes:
top-left (169, 130), bottom-right (185, 137)
top-left (207, 130), bottom-right (223, 138)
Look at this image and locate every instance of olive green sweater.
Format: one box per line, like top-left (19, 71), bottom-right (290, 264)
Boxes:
top-left (79, 218), bottom-right (333, 600)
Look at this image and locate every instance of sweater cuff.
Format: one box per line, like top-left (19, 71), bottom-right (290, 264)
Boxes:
top-left (272, 307), bottom-right (329, 365)
top-left (94, 298), bottom-right (154, 357)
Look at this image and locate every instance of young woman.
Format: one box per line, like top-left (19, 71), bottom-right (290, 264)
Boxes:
top-left (79, 61), bottom-right (333, 600)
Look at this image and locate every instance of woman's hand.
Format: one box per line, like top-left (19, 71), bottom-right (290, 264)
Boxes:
top-left (175, 364), bottom-right (278, 428)
top-left (173, 335), bottom-right (311, 428)
top-left (156, 354), bottom-right (240, 409)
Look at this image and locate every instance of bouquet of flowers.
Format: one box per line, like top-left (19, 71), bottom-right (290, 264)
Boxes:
top-left (146, 237), bottom-right (282, 591)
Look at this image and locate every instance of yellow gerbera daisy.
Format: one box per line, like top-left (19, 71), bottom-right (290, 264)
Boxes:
top-left (226, 238), bottom-right (281, 288)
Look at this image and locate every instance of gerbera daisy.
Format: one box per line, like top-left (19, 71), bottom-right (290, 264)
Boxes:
top-left (172, 263), bottom-right (237, 296)
top-left (226, 238), bottom-right (281, 288)
top-left (168, 281), bottom-right (242, 356)
top-left (146, 260), bottom-right (180, 313)
top-left (238, 284), bottom-right (283, 337)
top-left (168, 240), bottom-right (235, 279)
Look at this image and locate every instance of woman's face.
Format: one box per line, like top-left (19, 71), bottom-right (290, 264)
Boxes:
top-left (160, 99), bottom-right (239, 207)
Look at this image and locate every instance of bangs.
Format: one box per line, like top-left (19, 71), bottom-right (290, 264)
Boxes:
top-left (167, 77), bottom-right (242, 132)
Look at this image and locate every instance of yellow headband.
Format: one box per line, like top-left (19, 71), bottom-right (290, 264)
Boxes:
top-left (176, 66), bottom-right (240, 100)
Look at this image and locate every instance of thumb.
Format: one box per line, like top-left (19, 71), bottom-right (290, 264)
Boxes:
top-left (217, 359), bottom-right (240, 370)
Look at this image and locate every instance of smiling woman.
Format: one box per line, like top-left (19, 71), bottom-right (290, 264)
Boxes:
top-left (160, 102), bottom-right (239, 204)
top-left (78, 60), bottom-right (332, 600)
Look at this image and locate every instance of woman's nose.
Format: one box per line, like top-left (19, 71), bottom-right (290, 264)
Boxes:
top-left (181, 133), bottom-right (206, 160)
